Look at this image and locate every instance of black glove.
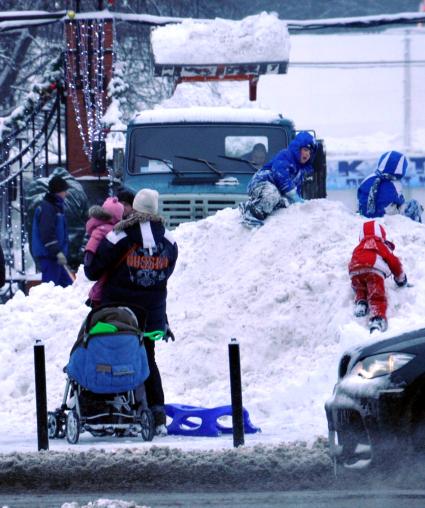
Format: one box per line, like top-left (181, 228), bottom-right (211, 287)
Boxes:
top-left (163, 324), bottom-right (175, 343)
top-left (395, 274), bottom-right (407, 287)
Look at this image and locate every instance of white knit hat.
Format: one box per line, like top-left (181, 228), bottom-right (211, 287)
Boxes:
top-left (133, 188), bottom-right (159, 214)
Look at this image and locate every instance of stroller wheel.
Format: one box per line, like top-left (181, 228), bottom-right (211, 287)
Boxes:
top-left (56, 411), bottom-right (67, 439)
top-left (48, 412), bottom-right (58, 439)
top-left (138, 409), bottom-right (155, 442)
top-left (66, 410), bottom-right (80, 444)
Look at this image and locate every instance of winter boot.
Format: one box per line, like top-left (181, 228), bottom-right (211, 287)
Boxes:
top-left (155, 424), bottom-right (168, 437)
top-left (354, 300), bottom-right (368, 317)
top-left (239, 202), bottom-right (264, 228)
top-left (152, 407), bottom-right (168, 437)
top-left (369, 316), bottom-right (388, 334)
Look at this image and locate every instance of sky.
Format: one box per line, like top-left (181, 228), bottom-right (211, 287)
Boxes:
top-left (259, 28), bottom-right (425, 150)
top-left (1, 11), bottom-right (425, 508)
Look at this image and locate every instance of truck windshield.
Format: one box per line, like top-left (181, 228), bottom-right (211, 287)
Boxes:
top-left (127, 124), bottom-right (289, 176)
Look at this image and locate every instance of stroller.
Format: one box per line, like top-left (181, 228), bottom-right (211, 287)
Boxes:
top-left (48, 304), bottom-right (155, 444)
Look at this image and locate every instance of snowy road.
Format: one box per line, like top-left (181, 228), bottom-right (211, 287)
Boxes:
top-left (2, 443), bottom-right (425, 499)
top-left (3, 490), bottom-right (425, 508)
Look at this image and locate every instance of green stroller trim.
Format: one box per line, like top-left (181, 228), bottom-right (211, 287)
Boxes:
top-left (144, 330), bottom-right (165, 341)
top-left (88, 321), bottom-right (119, 335)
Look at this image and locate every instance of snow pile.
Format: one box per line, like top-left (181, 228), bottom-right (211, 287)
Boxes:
top-left (62, 500), bottom-right (148, 508)
top-left (164, 201), bottom-right (425, 442)
top-left (157, 81), bottom-right (254, 110)
top-left (151, 12), bottom-right (290, 64)
top-left (133, 105), bottom-right (284, 125)
top-left (1, 199), bottom-right (425, 450)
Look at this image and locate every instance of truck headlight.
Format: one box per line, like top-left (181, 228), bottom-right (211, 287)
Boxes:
top-left (352, 352), bottom-right (415, 379)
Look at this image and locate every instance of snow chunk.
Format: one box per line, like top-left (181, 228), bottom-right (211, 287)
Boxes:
top-left (151, 12), bottom-right (290, 65)
top-left (132, 106), bottom-right (285, 125)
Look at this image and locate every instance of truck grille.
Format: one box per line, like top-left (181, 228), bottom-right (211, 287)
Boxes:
top-left (159, 194), bottom-right (246, 229)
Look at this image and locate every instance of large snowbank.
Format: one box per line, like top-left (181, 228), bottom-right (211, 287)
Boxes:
top-left (1, 199), bottom-right (425, 453)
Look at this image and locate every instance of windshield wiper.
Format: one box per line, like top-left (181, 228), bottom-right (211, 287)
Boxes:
top-left (218, 155), bottom-right (258, 173)
top-left (136, 153), bottom-right (180, 175)
top-left (175, 155), bottom-right (224, 178)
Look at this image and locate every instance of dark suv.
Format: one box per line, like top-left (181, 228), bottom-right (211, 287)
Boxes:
top-left (325, 327), bottom-right (425, 470)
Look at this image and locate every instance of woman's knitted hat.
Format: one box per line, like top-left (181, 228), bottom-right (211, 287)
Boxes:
top-left (133, 188), bottom-right (159, 215)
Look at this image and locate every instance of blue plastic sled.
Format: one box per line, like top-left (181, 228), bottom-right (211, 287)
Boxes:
top-left (165, 403), bottom-right (261, 437)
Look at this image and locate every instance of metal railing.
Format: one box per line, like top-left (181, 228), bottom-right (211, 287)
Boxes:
top-left (0, 91), bottom-right (63, 302)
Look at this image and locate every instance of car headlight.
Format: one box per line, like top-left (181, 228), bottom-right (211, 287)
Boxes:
top-left (351, 352), bottom-right (415, 379)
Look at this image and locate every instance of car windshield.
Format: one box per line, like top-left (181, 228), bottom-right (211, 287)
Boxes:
top-left (127, 124), bottom-right (289, 176)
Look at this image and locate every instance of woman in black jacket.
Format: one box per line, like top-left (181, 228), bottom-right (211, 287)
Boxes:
top-left (84, 188), bottom-right (178, 435)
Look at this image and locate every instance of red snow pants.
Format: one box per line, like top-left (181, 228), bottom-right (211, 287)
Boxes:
top-left (351, 272), bottom-right (387, 319)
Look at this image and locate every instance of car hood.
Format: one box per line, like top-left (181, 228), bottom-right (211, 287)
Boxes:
top-left (346, 327), bottom-right (425, 367)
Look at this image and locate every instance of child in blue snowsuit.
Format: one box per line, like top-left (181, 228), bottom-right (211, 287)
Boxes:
top-left (357, 150), bottom-right (423, 223)
top-left (239, 131), bottom-right (317, 226)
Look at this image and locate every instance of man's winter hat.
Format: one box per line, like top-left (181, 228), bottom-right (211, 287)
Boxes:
top-left (102, 196), bottom-right (124, 223)
top-left (359, 220), bottom-right (387, 241)
top-left (48, 175), bottom-right (69, 194)
top-left (376, 151), bottom-right (408, 179)
top-left (116, 187), bottom-right (135, 206)
top-left (133, 188), bottom-right (159, 215)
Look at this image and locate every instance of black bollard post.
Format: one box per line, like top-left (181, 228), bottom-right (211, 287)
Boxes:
top-left (228, 338), bottom-right (244, 447)
top-left (34, 340), bottom-right (49, 451)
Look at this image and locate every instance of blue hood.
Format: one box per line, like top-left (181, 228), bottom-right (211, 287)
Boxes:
top-left (376, 151), bottom-right (408, 179)
top-left (289, 131), bottom-right (317, 164)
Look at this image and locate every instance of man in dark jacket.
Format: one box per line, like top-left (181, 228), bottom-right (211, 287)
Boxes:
top-left (31, 175), bottom-right (72, 287)
top-left (116, 187), bottom-right (135, 219)
top-left (0, 243), bottom-right (5, 287)
top-left (239, 131), bottom-right (317, 227)
top-left (84, 188), bottom-right (178, 436)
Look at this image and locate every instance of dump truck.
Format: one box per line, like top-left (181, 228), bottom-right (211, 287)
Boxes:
top-left (120, 106), bottom-right (326, 228)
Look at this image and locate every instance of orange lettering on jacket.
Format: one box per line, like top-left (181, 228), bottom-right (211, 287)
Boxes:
top-left (127, 251), bottom-right (169, 270)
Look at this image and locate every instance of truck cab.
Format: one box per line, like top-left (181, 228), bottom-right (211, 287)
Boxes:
top-left (122, 106), bottom-right (326, 228)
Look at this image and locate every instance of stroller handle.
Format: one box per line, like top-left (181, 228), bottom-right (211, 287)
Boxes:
top-left (84, 302), bottom-right (148, 334)
top-left (144, 330), bottom-right (165, 341)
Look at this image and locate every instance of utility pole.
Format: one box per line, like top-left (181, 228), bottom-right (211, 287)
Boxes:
top-left (403, 29), bottom-right (411, 152)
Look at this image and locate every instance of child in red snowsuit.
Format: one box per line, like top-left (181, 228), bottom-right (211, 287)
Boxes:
top-left (348, 220), bottom-right (407, 332)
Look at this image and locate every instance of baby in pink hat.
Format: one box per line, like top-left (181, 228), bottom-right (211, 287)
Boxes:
top-left (85, 197), bottom-right (124, 306)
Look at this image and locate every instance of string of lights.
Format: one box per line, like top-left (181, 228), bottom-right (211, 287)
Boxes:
top-left (65, 24), bottom-right (91, 158)
top-left (77, 21), bottom-right (96, 155)
top-left (94, 21), bottom-right (106, 144)
top-left (64, 19), bottom-right (106, 160)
